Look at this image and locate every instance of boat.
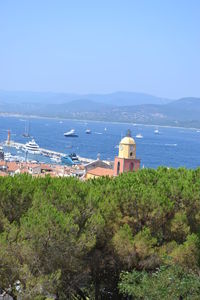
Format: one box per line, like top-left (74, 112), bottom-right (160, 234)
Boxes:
top-left (4, 152), bottom-right (12, 161)
top-left (85, 129), bottom-right (91, 134)
top-left (64, 129), bottom-right (78, 137)
top-left (136, 133), bottom-right (143, 139)
top-left (22, 120), bottom-right (31, 138)
top-left (24, 139), bottom-right (41, 154)
top-left (69, 153), bottom-right (80, 164)
top-left (61, 153), bottom-right (80, 165)
top-left (154, 129), bottom-right (159, 134)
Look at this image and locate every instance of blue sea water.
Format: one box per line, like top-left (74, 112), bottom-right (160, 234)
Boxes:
top-left (1, 116), bottom-right (200, 169)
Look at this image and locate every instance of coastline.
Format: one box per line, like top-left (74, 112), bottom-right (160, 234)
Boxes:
top-left (0, 112), bottom-right (200, 131)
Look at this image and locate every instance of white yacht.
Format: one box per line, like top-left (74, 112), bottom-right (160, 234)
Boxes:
top-left (136, 133), bottom-right (143, 139)
top-left (64, 129), bottom-right (78, 137)
top-left (85, 129), bottom-right (91, 134)
top-left (24, 139), bottom-right (40, 154)
top-left (4, 152), bottom-right (12, 161)
top-left (154, 129), bottom-right (159, 134)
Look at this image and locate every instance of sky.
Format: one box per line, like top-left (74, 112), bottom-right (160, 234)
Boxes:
top-left (0, 0), bottom-right (200, 99)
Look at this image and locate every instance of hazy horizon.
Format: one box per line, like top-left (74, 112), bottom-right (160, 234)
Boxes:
top-left (0, 89), bottom-right (183, 101)
top-left (0, 0), bottom-right (200, 99)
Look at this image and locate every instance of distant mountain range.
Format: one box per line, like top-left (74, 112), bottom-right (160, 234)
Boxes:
top-left (0, 90), bottom-right (172, 106)
top-left (0, 90), bottom-right (200, 128)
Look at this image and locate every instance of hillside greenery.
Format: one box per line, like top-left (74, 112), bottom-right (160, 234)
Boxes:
top-left (1, 168), bottom-right (200, 299)
top-left (1, 90), bottom-right (200, 128)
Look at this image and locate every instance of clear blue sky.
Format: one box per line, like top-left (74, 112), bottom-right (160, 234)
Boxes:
top-left (0, 0), bottom-right (200, 98)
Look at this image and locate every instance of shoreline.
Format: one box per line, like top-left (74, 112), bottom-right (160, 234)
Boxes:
top-left (0, 112), bottom-right (200, 131)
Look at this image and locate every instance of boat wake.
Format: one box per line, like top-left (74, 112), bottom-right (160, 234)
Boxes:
top-left (94, 132), bottom-right (103, 135)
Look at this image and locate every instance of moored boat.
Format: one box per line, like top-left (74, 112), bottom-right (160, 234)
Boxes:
top-left (22, 120), bottom-right (31, 138)
top-left (24, 139), bottom-right (41, 154)
top-left (61, 153), bottom-right (80, 165)
top-left (69, 153), bottom-right (80, 164)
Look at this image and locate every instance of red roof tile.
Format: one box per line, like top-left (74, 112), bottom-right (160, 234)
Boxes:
top-left (87, 167), bottom-right (113, 177)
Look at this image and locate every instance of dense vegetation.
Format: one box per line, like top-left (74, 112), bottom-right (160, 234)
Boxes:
top-left (1, 168), bottom-right (200, 299)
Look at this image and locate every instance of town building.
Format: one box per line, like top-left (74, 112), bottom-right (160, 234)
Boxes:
top-left (85, 167), bottom-right (114, 179)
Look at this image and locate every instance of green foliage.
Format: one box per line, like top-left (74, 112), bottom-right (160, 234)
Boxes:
top-left (119, 265), bottom-right (200, 299)
top-left (1, 168), bottom-right (200, 298)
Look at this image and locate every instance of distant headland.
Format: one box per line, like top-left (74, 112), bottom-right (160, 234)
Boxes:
top-left (0, 90), bottom-right (200, 128)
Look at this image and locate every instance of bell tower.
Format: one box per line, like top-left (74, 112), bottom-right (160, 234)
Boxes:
top-left (114, 129), bottom-right (140, 176)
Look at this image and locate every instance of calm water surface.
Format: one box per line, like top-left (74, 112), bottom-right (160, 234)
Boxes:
top-left (1, 116), bottom-right (200, 169)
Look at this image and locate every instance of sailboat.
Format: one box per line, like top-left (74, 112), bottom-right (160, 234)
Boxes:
top-left (22, 120), bottom-right (30, 138)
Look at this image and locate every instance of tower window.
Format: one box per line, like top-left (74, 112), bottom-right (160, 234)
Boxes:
top-left (129, 162), bottom-right (134, 171)
top-left (130, 152), bottom-right (133, 156)
top-left (117, 161), bottom-right (120, 175)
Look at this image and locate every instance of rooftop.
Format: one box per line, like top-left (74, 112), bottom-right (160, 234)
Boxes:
top-left (87, 167), bottom-right (113, 177)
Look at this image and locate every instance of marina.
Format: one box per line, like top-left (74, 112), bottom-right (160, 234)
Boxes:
top-left (3, 140), bottom-right (97, 165)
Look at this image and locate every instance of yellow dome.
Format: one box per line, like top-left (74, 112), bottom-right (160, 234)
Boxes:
top-left (120, 136), bottom-right (136, 145)
top-left (118, 135), bottom-right (136, 159)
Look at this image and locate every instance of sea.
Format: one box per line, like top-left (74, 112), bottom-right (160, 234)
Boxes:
top-left (1, 115), bottom-right (200, 169)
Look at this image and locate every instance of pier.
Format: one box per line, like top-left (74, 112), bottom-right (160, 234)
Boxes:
top-left (3, 140), bottom-right (100, 164)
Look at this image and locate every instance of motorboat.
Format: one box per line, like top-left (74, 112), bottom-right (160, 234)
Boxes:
top-left (154, 129), bottom-right (159, 134)
top-left (24, 139), bottom-right (41, 154)
top-left (136, 133), bottom-right (143, 139)
top-left (64, 129), bottom-right (78, 137)
top-left (61, 156), bottom-right (74, 165)
top-left (69, 153), bottom-right (80, 164)
top-left (61, 153), bottom-right (80, 165)
top-left (85, 129), bottom-right (91, 134)
top-left (4, 152), bottom-right (12, 161)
